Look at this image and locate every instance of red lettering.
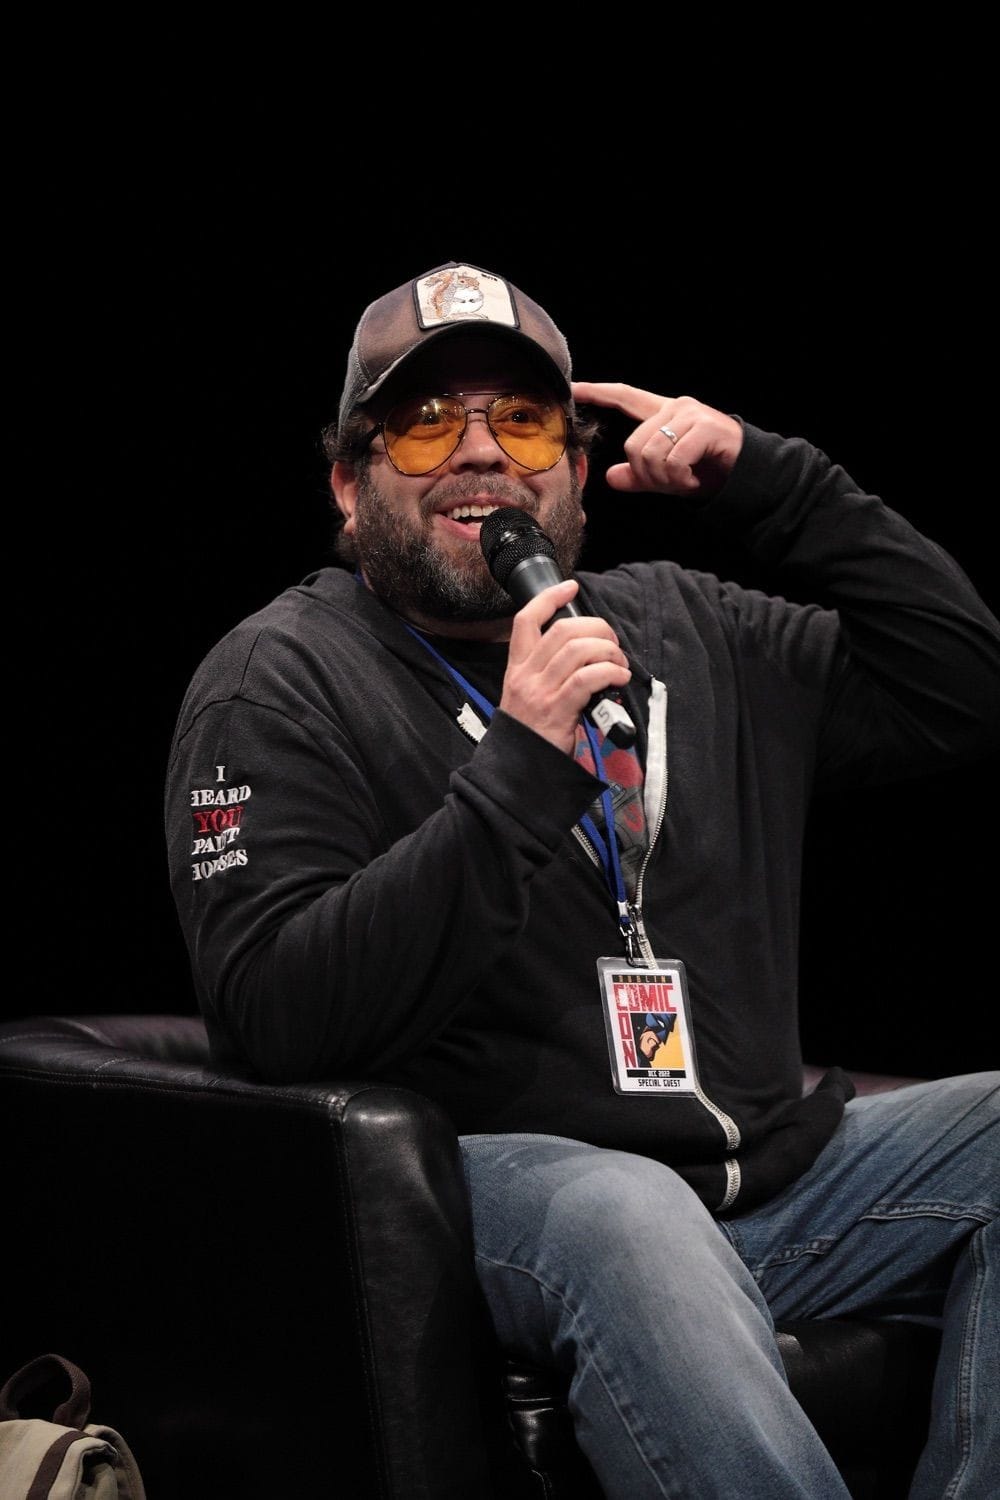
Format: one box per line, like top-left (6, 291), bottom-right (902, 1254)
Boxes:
top-left (193, 804), bottom-right (245, 835)
top-left (637, 982), bottom-right (674, 1011)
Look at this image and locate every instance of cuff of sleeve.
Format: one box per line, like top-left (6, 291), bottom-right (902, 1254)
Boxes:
top-left (461, 708), bottom-right (605, 850)
top-left (698, 421), bottom-right (825, 534)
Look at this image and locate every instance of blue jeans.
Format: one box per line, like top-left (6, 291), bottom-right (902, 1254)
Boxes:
top-left (460, 1073), bottom-right (998, 1499)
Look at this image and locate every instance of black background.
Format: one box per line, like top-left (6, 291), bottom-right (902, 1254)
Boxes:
top-left (14, 77), bottom-right (998, 1078)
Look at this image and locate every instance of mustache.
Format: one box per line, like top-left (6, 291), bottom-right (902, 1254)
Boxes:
top-left (419, 474), bottom-right (535, 521)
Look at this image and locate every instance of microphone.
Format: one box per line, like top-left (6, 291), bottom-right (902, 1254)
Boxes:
top-left (479, 507), bottom-right (637, 749)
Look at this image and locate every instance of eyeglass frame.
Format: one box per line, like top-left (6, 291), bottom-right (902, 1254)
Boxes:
top-left (358, 390), bottom-right (572, 476)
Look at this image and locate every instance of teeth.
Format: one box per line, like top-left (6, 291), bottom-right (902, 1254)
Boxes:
top-left (444, 503), bottom-right (500, 521)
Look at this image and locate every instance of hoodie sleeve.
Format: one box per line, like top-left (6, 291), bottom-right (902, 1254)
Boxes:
top-left (696, 422), bottom-right (1000, 788)
top-left (165, 645), bottom-right (603, 1083)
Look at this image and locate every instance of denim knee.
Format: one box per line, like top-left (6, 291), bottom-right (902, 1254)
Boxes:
top-left (460, 1133), bottom-right (765, 1325)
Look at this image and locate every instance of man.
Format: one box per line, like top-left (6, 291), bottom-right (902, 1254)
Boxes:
top-left (165, 261), bottom-right (999, 1498)
top-left (636, 1013), bottom-right (681, 1070)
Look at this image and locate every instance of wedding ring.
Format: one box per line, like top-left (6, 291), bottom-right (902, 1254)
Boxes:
top-left (659, 426), bottom-right (679, 445)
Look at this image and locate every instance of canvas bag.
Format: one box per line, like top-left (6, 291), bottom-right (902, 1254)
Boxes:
top-left (0, 1353), bottom-right (147, 1499)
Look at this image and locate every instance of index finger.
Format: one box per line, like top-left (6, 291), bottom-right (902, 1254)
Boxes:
top-left (509, 578), bottom-right (580, 643)
top-left (571, 380), bottom-right (668, 422)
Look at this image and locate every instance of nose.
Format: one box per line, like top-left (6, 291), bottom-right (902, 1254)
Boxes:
top-left (451, 411), bottom-right (508, 469)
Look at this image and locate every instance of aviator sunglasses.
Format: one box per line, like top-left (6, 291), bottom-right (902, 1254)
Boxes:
top-left (362, 391), bottom-right (569, 476)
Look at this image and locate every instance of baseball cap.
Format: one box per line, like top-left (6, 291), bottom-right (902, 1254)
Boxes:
top-left (337, 261), bottom-right (573, 430)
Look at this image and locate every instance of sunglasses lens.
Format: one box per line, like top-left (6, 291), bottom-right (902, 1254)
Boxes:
top-left (380, 394), bottom-right (568, 475)
top-left (487, 395), bottom-right (567, 471)
top-left (382, 397), bottom-right (467, 475)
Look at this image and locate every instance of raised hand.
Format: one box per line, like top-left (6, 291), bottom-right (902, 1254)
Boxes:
top-left (572, 382), bottom-right (744, 498)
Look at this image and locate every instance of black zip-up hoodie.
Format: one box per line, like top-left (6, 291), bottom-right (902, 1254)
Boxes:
top-left (164, 423), bottom-right (1000, 1214)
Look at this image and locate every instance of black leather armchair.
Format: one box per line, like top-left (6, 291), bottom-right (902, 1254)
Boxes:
top-left (0, 1014), bottom-right (941, 1500)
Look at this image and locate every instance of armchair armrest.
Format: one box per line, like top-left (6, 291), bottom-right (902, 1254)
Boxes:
top-left (0, 1015), bottom-right (505, 1500)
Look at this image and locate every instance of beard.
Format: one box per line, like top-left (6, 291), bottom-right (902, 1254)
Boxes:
top-left (349, 469), bottom-right (587, 624)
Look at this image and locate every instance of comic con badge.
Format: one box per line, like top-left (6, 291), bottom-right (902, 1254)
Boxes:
top-left (597, 957), bottom-right (699, 1096)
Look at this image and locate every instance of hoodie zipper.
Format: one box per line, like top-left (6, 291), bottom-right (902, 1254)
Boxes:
top-left (462, 676), bottom-right (741, 1211)
top-left (574, 678), bottom-right (743, 1211)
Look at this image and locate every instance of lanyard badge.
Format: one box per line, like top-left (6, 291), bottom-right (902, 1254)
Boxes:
top-left (596, 957), bottom-right (700, 1096)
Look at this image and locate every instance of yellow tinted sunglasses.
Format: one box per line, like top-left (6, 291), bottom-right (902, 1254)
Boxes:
top-left (364, 392), bottom-right (569, 476)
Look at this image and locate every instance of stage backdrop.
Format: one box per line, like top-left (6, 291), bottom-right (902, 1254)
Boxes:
top-left (14, 99), bottom-right (998, 1082)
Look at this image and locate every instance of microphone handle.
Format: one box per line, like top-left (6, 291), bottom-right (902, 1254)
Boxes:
top-left (503, 556), bottom-right (637, 749)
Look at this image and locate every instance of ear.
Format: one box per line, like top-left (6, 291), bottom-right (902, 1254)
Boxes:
top-left (574, 450), bottom-right (588, 525)
top-left (331, 461), bottom-right (358, 535)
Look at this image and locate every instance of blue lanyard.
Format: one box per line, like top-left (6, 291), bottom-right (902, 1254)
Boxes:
top-left (401, 622), bottom-right (631, 921)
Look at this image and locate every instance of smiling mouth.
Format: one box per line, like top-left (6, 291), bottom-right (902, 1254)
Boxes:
top-left (440, 502), bottom-right (503, 525)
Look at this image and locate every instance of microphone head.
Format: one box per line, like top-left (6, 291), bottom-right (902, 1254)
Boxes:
top-left (479, 507), bottom-right (557, 588)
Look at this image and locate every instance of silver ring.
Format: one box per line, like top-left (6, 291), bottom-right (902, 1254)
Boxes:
top-left (659, 425), bottom-right (679, 445)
